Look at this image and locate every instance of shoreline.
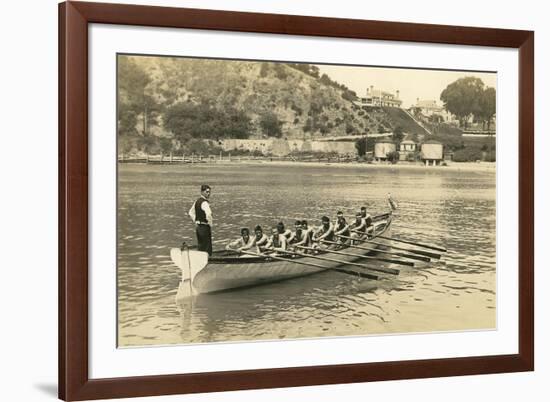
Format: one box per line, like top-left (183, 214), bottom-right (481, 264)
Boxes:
top-left (119, 159), bottom-right (496, 173)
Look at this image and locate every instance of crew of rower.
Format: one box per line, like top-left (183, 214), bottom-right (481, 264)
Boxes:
top-left (226, 209), bottom-right (376, 256)
top-left (189, 184), bottom-right (393, 257)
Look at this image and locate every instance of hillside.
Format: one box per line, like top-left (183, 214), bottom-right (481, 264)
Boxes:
top-left (380, 107), bottom-right (429, 137)
top-left (118, 55), bottom-right (434, 155)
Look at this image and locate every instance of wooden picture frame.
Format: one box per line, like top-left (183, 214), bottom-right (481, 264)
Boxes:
top-left (59, 1), bottom-right (534, 400)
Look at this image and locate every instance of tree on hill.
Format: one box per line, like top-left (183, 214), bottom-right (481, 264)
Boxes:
top-left (440, 77), bottom-right (485, 129)
top-left (287, 63), bottom-right (320, 78)
top-left (320, 73), bottom-right (332, 86)
top-left (476, 87), bottom-right (496, 131)
top-left (163, 102), bottom-right (252, 141)
top-left (393, 126), bottom-right (405, 144)
top-left (118, 57), bottom-right (160, 138)
top-left (259, 111), bottom-right (283, 137)
top-left (355, 137), bottom-right (367, 156)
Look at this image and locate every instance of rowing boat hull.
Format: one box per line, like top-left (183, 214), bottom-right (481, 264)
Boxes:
top-left (171, 213), bottom-right (393, 295)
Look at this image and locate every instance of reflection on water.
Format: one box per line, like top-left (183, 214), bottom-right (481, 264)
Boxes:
top-left (117, 163), bottom-right (496, 346)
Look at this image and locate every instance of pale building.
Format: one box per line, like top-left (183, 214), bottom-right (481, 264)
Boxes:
top-left (374, 140), bottom-right (396, 161)
top-left (354, 85), bottom-right (402, 108)
top-left (399, 139), bottom-right (417, 161)
top-left (421, 140), bottom-right (444, 166)
top-left (412, 99), bottom-right (455, 123)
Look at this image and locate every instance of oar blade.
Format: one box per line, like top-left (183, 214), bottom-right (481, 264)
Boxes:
top-left (333, 268), bottom-right (378, 280)
top-left (377, 257), bottom-right (414, 267)
top-left (395, 252), bottom-right (431, 263)
top-left (379, 235), bottom-right (447, 253)
top-left (399, 248), bottom-right (441, 259)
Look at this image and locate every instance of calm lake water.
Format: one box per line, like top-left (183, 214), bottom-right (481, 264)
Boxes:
top-left (117, 162), bottom-right (496, 347)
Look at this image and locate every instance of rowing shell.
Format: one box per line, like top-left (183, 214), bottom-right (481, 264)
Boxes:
top-left (170, 212), bottom-right (393, 296)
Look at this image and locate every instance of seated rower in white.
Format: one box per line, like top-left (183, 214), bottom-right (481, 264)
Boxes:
top-left (266, 226), bottom-right (287, 255)
top-left (288, 220), bottom-right (303, 246)
top-left (226, 228), bottom-right (257, 255)
top-left (277, 221), bottom-right (293, 242)
top-left (312, 216), bottom-right (335, 249)
top-left (291, 220), bottom-right (313, 249)
top-left (360, 206), bottom-right (374, 237)
top-left (300, 220), bottom-right (314, 247)
top-left (349, 212), bottom-right (367, 243)
top-left (334, 211), bottom-right (351, 245)
top-left (253, 225), bottom-right (269, 252)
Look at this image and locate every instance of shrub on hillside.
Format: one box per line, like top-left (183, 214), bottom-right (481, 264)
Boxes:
top-left (291, 103), bottom-right (303, 116)
top-left (452, 147), bottom-right (483, 162)
top-left (259, 112), bottom-right (283, 138)
top-left (164, 102), bottom-right (252, 140)
top-left (355, 137), bottom-right (367, 156)
top-left (387, 151), bottom-right (400, 164)
top-left (259, 63), bottom-right (269, 78)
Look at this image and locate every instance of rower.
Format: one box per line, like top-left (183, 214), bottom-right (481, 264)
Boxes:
top-left (301, 220), bottom-right (314, 246)
top-left (292, 220), bottom-right (313, 248)
top-left (312, 216), bottom-right (335, 249)
top-left (226, 228), bottom-right (256, 252)
top-left (277, 221), bottom-right (293, 241)
top-left (349, 211), bottom-right (367, 243)
top-left (288, 220), bottom-right (303, 245)
top-left (360, 206), bottom-right (374, 237)
top-left (267, 226), bottom-right (287, 255)
top-left (253, 225), bottom-right (269, 252)
top-left (334, 211), bottom-right (351, 244)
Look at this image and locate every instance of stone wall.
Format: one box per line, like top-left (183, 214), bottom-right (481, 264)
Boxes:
top-left (219, 139), bottom-right (356, 156)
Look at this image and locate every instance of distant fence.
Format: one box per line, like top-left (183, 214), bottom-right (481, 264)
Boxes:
top-left (462, 130), bottom-right (496, 137)
top-left (118, 153), bottom-right (359, 165)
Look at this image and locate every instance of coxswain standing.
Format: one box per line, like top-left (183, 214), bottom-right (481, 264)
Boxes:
top-left (188, 184), bottom-right (213, 256)
top-left (226, 228), bottom-right (256, 252)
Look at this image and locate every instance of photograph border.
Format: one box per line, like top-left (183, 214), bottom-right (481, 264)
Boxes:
top-left (59, 1), bottom-right (534, 400)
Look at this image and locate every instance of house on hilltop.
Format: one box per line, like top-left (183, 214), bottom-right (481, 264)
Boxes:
top-left (354, 85), bottom-right (402, 108)
top-left (412, 99), bottom-right (455, 123)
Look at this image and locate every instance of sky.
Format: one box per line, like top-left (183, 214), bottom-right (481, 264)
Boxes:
top-left (317, 64), bottom-right (497, 109)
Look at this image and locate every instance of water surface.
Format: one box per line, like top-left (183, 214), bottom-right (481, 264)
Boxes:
top-left (117, 163), bottom-right (496, 346)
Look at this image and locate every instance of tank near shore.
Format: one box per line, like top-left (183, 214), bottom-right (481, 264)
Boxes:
top-left (374, 141), bottom-right (396, 161)
top-left (421, 140), bottom-right (443, 166)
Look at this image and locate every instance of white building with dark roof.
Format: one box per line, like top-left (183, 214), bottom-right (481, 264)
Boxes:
top-left (412, 99), bottom-right (455, 123)
top-left (354, 85), bottom-right (403, 108)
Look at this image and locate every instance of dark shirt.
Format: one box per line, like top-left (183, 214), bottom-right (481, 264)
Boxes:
top-left (194, 198), bottom-right (208, 223)
top-left (336, 219), bottom-right (351, 237)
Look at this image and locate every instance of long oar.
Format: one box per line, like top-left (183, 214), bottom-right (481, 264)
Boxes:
top-left (274, 249), bottom-right (381, 280)
top-left (343, 233), bottom-right (441, 259)
top-left (320, 239), bottom-right (431, 263)
top-left (377, 235), bottom-right (447, 252)
top-left (239, 250), bottom-right (378, 280)
top-left (275, 247), bottom-right (392, 274)
top-left (295, 245), bottom-right (403, 273)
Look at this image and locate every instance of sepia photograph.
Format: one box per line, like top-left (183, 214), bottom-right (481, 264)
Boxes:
top-left (116, 54), bottom-right (497, 347)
